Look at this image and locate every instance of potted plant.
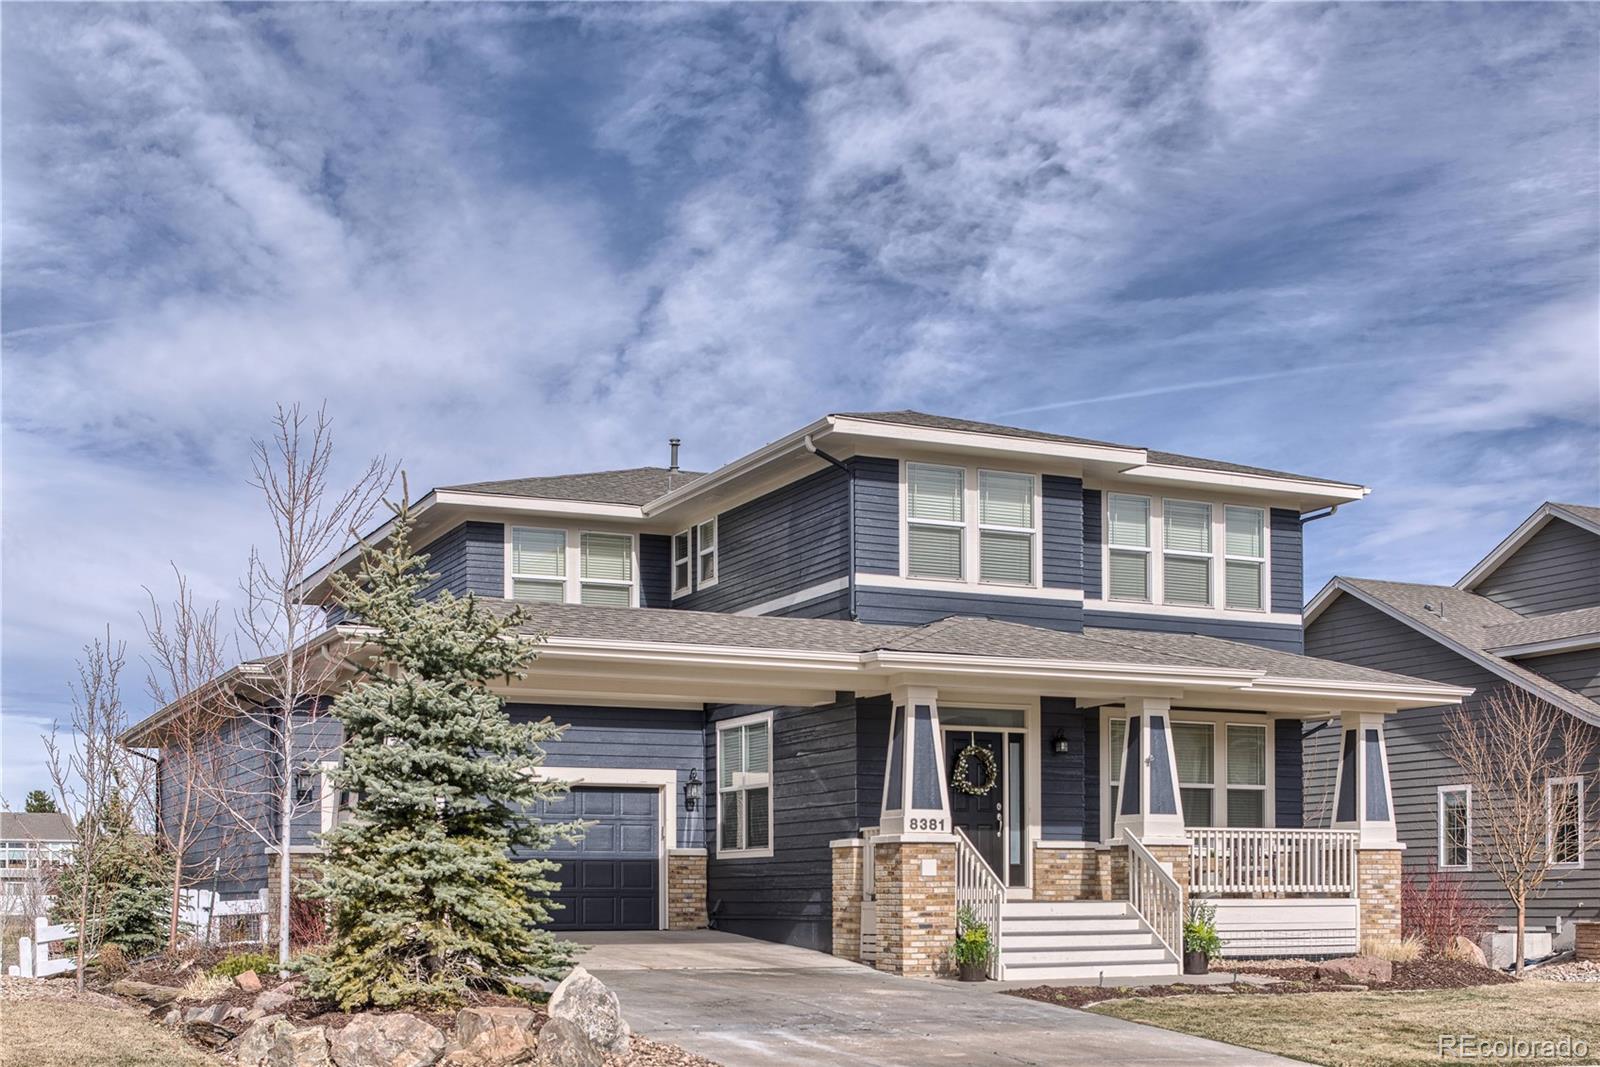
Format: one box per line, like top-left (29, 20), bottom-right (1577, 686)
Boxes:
top-left (949, 905), bottom-right (993, 982)
top-left (1183, 900), bottom-right (1222, 975)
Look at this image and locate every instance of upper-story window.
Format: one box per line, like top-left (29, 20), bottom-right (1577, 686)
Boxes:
top-left (511, 527), bottom-right (566, 602)
top-left (1224, 506), bottom-right (1266, 611)
top-left (906, 462), bottom-right (1038, 585)
top-left (1162, 500), bottom-right (1212, 606)
top-left (672, 531), bottom-right (692, 596)
top-left (509, 526), bottom-right (635, 607)
top-left (978, 471), bottom-right (1035, 585)
top-left (907, 463), bottom-right (965, 580)
top-left (580, 533), bottom-right (634, 606)
top-left (1107, 494), bottom-right (1151, 600)
top-left (1105, 495), bottom-right (1268, 613)
top-left (696, 518), bottom-right (718, 587)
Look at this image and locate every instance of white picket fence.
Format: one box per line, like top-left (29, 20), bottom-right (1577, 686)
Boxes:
top-left (6, 888), bottom-right (269, 977)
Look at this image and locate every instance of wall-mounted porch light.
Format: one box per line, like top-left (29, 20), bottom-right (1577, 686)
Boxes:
top-left (1051, 732), bottom-right (1070, 756)
top-left (684, 769), bottom-right (703, 812)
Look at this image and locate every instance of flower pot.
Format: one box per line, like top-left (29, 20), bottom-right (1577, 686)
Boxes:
top-left (1183, 950), bottom-right (1210, 975)
top-left (958, 960), bottom-right (989, 982)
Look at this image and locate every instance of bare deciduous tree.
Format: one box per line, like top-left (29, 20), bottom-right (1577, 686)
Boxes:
top-left (43, 630), bottom-right (148, 993)
top-left (1443, 687), bottom-right (1597, 974)
top-left (209, 403), bottom-right (393, 965)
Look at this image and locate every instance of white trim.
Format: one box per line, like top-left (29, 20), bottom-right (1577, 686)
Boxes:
top-left (434, 489), bottom-right (645, 520)
top-left (899, 459), bottom-right (1049, 591)
top-left (317, 760), bottom-right (342, 835)
top-left (858, 573), bottom-right (1084, 601)
top-left (1110, 462), bottom-right (1367, 504)
top-left (1457, 503), bottom-right (1600, 591)
top-left (695, 517), bottom-right (720, 590)
top-left (1083, 598), bottom-right (1298, 624)
top-left (734, 577), bottom-right (852, 617)
top-left (1161, 496), bottom-right (1216, 608)
top-left (1546, 775), bottom-right (1586, 869)
top-left (1437, 784), bottom-right (1472, 872)
top-left (714, 710), bottom-right (775, 860)
top-left (671, 530), bottom-right (693, 599)
top-left (1099, 492), bottom-right (1277, 617)
top-left (1223, 504), bottom-right (1269, 613)
top-left (535, 765), bottom-right (679, 931)
top-left (504, 524), bottom-right (639, 608)
top-left (1488, 633), bottom-right (1600, 659)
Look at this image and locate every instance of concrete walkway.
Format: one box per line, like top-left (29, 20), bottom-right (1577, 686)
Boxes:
top-left (574, 931), bottom-right (1307, 1067)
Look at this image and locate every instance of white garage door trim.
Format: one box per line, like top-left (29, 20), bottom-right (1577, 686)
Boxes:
top-left (537, 766), bottom-right (677, 930)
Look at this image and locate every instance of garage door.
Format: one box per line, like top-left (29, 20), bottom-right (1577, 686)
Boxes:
top-left (539, 786), bottom-right (660, 931)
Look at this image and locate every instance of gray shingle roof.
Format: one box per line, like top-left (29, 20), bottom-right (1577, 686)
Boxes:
top-left (443, 467), bottom-right (706, 506)
top-left (835, 410), bottom-right (1360, 488)
top-left (1484, 606), bottom-right (1600, 650)
top-left (0, 812), bottom-right (75, 841)
top-left (490, 600), bottom-right (1445, 689)
top-left (1552, 502), bottom-right (1600, 529)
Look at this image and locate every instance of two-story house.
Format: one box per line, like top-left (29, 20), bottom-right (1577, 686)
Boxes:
top-left (1, 812), bottom-right (75, 918)
top-left (1304, 502), bottom-right (1600, 952)
top-left (125, 411), bottom-right (1468, 980)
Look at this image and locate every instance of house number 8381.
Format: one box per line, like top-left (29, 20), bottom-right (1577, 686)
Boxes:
top-left (908, 816), bottom-right (945, 832)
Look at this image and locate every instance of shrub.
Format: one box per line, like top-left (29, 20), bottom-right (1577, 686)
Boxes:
top-left (948, 905), bottom-right (993, 968)
top-left (289, 895), bottom-right (329, 949)
top-left (211, 951), bottom-right (276, 978)
top-left (1184, 900), bottom-right (1223, 960)
top-left (1402, 866), bottom-right (1492, 953)
top-left (1361, 934), bottom-right (1424, 962)
top-left (96, 943), bottom-right (128, 980)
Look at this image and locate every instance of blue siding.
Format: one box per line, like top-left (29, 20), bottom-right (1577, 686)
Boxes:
top-left (639, 534), bottom-right (672, 608)
top-left (1040, 698), bottom-right (1098, 841)
top-left (851, 456), bottom-right (900, 575)
top-left (1042, 476), bottom-right (1084, 590)
top-left (1274, 721), bottom-right (1303, 828)
top-left (1270, 509), bottom-right (1303, 614)
top-left (1082, 489), bottom-right (1103, 600)
top-left (856, 695), bottom-right (891, 826)
top-left (1476, 518), bottom-right (1600, 615)
top-left (856, 586), bottom-right (1083, 631)
top-left (1084, 608), bottom-right (1304, 653)
top-left (508, 703), bottom-right (708, 849)
top-left (676, 466), bottom-right (850, 614)
top-left (419, 522), bottom-right (504, 601)
top-left (706, 696), bottom-right (860, 952)
top-left (767, 589), bottom-right (853, 620)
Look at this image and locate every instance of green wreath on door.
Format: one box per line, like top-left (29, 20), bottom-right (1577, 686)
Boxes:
top-left (950, 742), bottom-right (998, 796)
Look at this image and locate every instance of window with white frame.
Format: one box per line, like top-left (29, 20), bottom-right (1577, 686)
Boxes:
top-left (1548, 776), bottom-right (1585, 867)
top-left (1224, 506), bottom-right (1266, 611)
top-left (717, 714), bottom-right (772, 856)
top-left (1225, 725), bottom-right (1268, 827)
top-left (1163, 500), bottom-right (1213, 606)
top-left (978, 471), bottom-right (1035, 585)
top-left (1173, 723), bottom-right (1215, 827)
top-left (906, 463), bottom-right (965, 580)
top-left (1438, 785), bottom-right (1471, 870)
top-left (511, 527), bottom-right (566, 602)
top-left (1107, 494), bottom-right (1151, 601)
top-left (1104, 713), bottom-right (1270, 837)
top-left (696, 519), bottom-right (718, 586)
top-left (1108, 717), bottom-right (1126, 823)
top-left (579, 533), bottom-right (633, 606)
top-left (672, 531), bottom-right (692, 595)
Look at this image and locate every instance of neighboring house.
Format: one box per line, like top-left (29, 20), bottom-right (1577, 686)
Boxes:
top-left (1304, 502), bottom-right (1600, 949)
top-left (0, 812), bottom-right (75, 917)
top-left (124, 411), bottom-right (1468, 979)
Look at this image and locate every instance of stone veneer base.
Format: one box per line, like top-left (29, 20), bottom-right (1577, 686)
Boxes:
top-left (872, 840), bottom-right (956, 978)
top-left (667, 849), bottom-right (709, 930)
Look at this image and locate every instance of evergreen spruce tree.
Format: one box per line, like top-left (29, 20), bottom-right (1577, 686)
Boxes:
top-left (25, 790), bottom-right (57, 813)
top-left (53, 793), bottom-right (170, 958)
top-left (304, 498), bottom-right (579, 1009)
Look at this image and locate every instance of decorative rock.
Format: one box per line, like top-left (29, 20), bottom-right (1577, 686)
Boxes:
top-left (255, 988), bottom-right (297, 1015)
top-left (237, 970), bottom-right (264, 992)
top-left (111, 979), bottom-right (180, 1006)
top-left (1316, 955), bottom-right (1393, 984)
top-left (534, 1018), bottom-right (597, 1067)
top-left (1447, 935), bottom-right (1489, 967)
top-left (269, 1023), bottom-right (332, 1067)
top-left (233, 1016), bottom-right (287, 1067)
top-left (448, 1007), bottom-right (538, 1065)
top-left (547, 967), bottom-right (629, 1058)
top-left (186, 1003), bottom-right (232, 1027)
top-left (162, 1009), bottom-right (182, 1028)
top-left (329, 1013), bottom-right (448, 1067)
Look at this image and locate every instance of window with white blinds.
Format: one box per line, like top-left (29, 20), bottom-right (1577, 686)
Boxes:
top-left (978, 471), bottom-right (1035, 585)
top-left (696, 519), bottom-right (718, 586)
top-left (578, 533), bottom-right (633, 606)
top-left (1102, 711), bottom-right (1274, 838)
top-left (510, 527), bottom-right (566, 602)
top-left (1226, 725), bottom-right (1267, 828)
top-left (1107, 494), bottom-right (1151, 601)
top-left (906, 463), bottom-right (965, 580)
top-left (1173, 723), bottom-right (1215, 828)
top-left (1163, 500), bottom-right (1213, 606)
top-left (1225, 506), bottom-right (1266, 611)
top-left (718, 714), bottom-right (773, 856)
top-left (1108, 718), bottom-right (1125, 827)
top-left (672, 531), bottom-right (692, 595)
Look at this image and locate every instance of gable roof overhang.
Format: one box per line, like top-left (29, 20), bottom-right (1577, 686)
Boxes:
top-left (1456, 502), bottom-right (1600, 592)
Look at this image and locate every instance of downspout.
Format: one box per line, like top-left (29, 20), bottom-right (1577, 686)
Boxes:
top-left (803, 434), bottom-right (857, 621)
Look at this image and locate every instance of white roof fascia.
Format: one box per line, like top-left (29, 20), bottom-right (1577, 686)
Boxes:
top-left (643, 417), bottom-right (833, 518)
top-left (432, 491), bottom-right (645, 520)
top-left (1488, 634), bottom-right (1600, 659)
top-left (1113, 464), bottom-right (1368, 508)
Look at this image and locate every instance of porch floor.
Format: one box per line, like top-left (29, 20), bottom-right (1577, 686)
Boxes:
top-left (572, 931), bottom-right (1307, 1067)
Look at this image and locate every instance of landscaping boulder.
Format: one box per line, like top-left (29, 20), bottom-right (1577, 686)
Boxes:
top-left (445, 1007), bottom-right (538, 1065)
top-left (1316, 955), bottom-right (1392, 984)
top-left (231, 1015), bottom-right (286, 1067)
top-left (1447, 935), bottom-right (1489, 968)
top-left (252, 987), bottom-right (297, 1017)
top-left (330, 1013), bottom-right (448, 1067)
top-left (112, 979), bottom-right (180, 1006)
top-left (269, 1023), bottom-right (332, 1067)
top-left (547, 967), bottom-right (629, 1059)
top-left (535, 1017), bottom-right (599, 1067)
top-left (237, 970), bottom-right (264, 992)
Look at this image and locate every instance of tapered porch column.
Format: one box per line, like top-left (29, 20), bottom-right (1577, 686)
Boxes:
top-left (1332, 709), bottom-right (1403, 944)
top-left (1112, 697), bottom-right (1187, 843)
top-left (879, 685), bottom-right (953, 836)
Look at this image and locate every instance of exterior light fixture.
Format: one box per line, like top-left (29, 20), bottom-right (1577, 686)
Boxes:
top-left (684, 769), bottom-right (703, 812)
top-left (1051, 732), bottom-right (1069, 756)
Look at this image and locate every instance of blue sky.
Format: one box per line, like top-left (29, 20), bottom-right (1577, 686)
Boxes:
top-left (2, 3), bottom-right (1597, 801)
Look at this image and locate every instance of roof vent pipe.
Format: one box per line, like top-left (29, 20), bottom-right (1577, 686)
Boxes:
top-left (668, 438), bottom-right (681, 473)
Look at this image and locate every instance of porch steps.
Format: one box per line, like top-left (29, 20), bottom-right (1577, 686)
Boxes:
top-left (998, 900), bottom-right (1180, 981)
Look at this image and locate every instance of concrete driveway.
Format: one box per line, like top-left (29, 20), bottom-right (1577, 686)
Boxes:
top-left (574, 931), bottom-right (1307, 1067)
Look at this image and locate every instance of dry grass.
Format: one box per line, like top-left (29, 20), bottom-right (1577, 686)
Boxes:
top-left (175, 971), bottom-right (234, 1002)
top-left (0, 998), bottom-right (214, 1067)
top-left (1093, 982), bottom-right (1600, 1067)
top-left (1360, 935), bottom-right (1425, 963)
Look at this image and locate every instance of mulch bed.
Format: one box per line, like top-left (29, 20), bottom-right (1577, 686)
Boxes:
top-left (1008, 957), bottom-right (1515, 1011)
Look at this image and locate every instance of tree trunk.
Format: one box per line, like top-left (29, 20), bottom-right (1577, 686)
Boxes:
top-left (1514, 897), bottom-right (1526, 977)
top-left (167, 824), bottom-right (187, 953)
top-left (75, 865), bottom-right (91, 995)
top-left (277, 775), bottom-right (293, 966)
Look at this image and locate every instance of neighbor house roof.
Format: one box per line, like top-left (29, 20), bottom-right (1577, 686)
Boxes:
top-left (1457, 500), bottom-right (1600, 590)
top-left (1306, 577), bottom-right (1600, 727)
top-left (0, 812), bottom-right (75, 842)
top-left (443, 466), bottom-right (706, 505)
top-left (1483, 606), bottom-right (1600, 652)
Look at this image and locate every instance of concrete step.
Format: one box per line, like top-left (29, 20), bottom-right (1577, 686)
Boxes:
top-left (1002, 958), bottom-right (1182, 981)
top-left (1001, 917), bottom-right (1147, 935)
top-left (1002, 930), bottom-right (1161, 950)
top-left (1003, 945), bottom-right (1172, 967)
top-left (1000, 900), bottom-right (1130, 919)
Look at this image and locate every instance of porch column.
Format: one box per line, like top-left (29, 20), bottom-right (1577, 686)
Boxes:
top-left (879, 685), bottom-right (952, 836)
top-left (1111, 697), bottom-right (1187, 843)
top-left (1332, 709), bottom-right (1403, 945)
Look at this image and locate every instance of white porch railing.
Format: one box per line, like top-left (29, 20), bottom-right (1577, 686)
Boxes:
top-left (954, 828), bottom-right (1006, 979)
top-left (1124, 833), bottom-right (1183, 957)
top-left (1188, 827), bottom-right (1359, 897)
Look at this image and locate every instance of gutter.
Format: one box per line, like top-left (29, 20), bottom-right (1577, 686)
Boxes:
top-left (803, 434), bottom-right (857, 621)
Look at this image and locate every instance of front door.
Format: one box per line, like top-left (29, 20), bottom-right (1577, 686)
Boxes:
top-left (946, 730), bottom-right (1006, 881)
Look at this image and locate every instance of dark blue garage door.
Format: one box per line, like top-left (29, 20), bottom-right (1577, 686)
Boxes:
top-left (541, 787), bottom-right (660, 931)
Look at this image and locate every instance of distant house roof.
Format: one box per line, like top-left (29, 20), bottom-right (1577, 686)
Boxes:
top-left (1458, 500), bottom-right (1600, 590)
top-left (1484, 606), bottom-right (1600, 651)
top-left (442, 466), bottom-right (707, 506)
top-left (834, 410), bottom-right (1360, 488)
top-left (0, 812), bottom-right (75, 842)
